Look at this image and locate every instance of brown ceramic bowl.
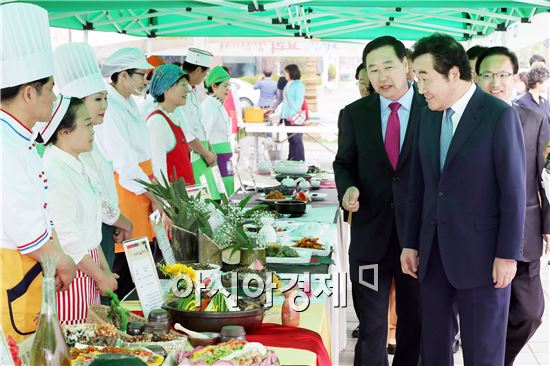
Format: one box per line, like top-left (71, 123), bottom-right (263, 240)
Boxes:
top-left (162, 301), bottom-right (264, 333)
top-left (187, 332), bottom-right (221, 348)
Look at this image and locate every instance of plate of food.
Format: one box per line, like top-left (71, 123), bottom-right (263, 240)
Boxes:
top-left (69, 345), bottom-right (164, 366)
top-left (255, 190), bottom-right (291, 203)
top-left (178, 340), bottom-right (280, 365)
top-left (266, 244), bottom-right (312, 264)
top-left (291, 237), bottom-right (331, 257)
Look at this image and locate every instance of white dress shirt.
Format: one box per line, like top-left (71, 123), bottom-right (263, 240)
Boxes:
top-left (543, 170), bottom-right (550, 202)
top-left (43, 145), bottom-right (102, 264)
top-left (201, 94), bottom-right (232, 145)
top-left (444, 82), bottom-right (477, 135)
top-left (179, 86), bottom-right (207, 142)
top-left (1, 110), bottom-right (52, 254)
top-left (94, 84), bottom-right (151, 195)
top-left (80, 142), bottom-right (120, 225)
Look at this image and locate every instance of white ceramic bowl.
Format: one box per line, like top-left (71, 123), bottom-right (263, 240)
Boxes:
top-left (274, 160), bottom-right (308, 175)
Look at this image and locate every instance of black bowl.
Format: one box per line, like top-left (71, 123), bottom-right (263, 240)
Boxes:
top-left (263, 185), bottom-right (295, 196)
top-left (274, 174), bottom-right (312, 183)
top-left (162, 301), bottom-right (264, 333)
top-left (274, 200), bottom-right (306, 216)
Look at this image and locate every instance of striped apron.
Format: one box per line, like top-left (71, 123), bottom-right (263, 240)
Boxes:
top-left (56, 248), bottom-right (101, 325)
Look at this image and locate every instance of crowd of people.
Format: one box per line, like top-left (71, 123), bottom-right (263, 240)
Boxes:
top-left (0, 1), bottom-right (311, 345)
top-left (337, 35), bottom-right (549, 366)
top-left (2, 2), bottom-right (549, 365)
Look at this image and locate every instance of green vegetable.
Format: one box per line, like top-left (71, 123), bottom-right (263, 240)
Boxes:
top-left (266, 245), bottom-right (299, 258)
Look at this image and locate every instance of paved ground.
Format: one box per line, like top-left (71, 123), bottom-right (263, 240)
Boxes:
top-left (341, 263), bottom-right (550, 366)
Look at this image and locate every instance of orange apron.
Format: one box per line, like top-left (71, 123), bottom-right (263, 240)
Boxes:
top-left (113, 160), bottom-right (155, 253)
top-left (0, 248), bottom-right (42, 342)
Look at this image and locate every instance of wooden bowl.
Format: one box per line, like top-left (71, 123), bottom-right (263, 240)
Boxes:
top-left (187, 332), bottom-right (221, 348)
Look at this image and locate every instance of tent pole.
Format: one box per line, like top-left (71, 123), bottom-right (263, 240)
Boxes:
top-left (147, 38), bottom-right (152, 56)
top-left (83, 30), bottom-right (89, 44)
top-left (501, 30), bottom-right (507, 47)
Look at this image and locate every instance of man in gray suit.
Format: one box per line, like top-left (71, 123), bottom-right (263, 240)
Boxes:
top-left (476, 46), bottom-right (550, 366)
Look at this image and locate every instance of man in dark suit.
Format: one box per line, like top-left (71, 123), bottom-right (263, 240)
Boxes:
top-left (476, 46), bottom-right (549, 366)
top-left (401, 33), bottom-right (526, 366)
top-left (334, 36), bottom-right (422, 366)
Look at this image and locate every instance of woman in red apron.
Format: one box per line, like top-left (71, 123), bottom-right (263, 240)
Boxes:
top-left (41, 97), bottom-right (118, 324)
top-left (147, 64), bottom-right (195, 185)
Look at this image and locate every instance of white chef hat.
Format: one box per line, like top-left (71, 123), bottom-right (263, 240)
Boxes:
top-left (54, 43), bottom-right (106, 99)
top-left (185, 48), bottom-right (214, 68)
top-left (35, 95), bottom-right (72, 144)
top-left (101, 48), bottom-right (152, 78)
top-left (1, 3), bottom-right (54, 88)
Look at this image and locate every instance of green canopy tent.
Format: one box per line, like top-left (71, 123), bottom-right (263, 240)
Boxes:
top-left (9, 0), bottom-right (550, 41)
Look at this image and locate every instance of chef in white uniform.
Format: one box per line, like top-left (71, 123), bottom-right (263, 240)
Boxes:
top-left (0, 2), bottom-right (76, 342)
top-left (53, 42), bottom-right (133, 279)
top-left (179, 48), bottom-right (219, 196)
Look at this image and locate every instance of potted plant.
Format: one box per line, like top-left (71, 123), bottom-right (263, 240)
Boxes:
top-left (138, 173), bottom-right (212, 263)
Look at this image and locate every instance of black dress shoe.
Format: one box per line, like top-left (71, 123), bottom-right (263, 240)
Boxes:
top-left (352, 326), bottom-right (359, 338)
top-left (387, 343), bottom-right (396, 355)
top-left (452, 339), bottom-right (460, 354)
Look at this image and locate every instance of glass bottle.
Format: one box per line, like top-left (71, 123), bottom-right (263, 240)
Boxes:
top-left (30, 257), bottom-right (70, 366)
top-left (281, 289), bottom-right (300, 327)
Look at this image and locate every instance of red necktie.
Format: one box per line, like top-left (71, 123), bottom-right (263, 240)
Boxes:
top-left (385, 102), bottom-right (401, 170)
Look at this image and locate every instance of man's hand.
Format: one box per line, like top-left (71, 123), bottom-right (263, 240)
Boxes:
top-left (492, 258), bottom-right (517, 288)
top-left (342, 187), bottom-right (360, 212)
top-left (401, 249), bottom-right (419, 279)
top-left (56, 254), bottom-right (76, 292)
top-left (543, 234), bottom-right (550, 255)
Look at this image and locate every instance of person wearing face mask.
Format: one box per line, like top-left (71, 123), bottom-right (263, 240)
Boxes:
top-left (476, 46), bottom-right (550, 366)
top-left (40, 96), bottom-right (118, 324)
top-left (201, 66), bottom-right (235, 196)
top-left (1, 2), bottom-right (77, 341)
top-left (95, 48), bottom-right (169, 299)
top-left (147, 64), bottom-right (195, 185)
top-left (53, 43), bottom-right (133, 290)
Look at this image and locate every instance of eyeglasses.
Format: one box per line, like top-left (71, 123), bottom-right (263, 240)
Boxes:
top-left (355, 81), bottom-right (370, 88)
top-left (131, 71), bottom-right (147, 79)
top-left (480, 72), bottom-right (513, 81)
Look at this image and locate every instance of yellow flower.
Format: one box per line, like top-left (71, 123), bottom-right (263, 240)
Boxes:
top-left (159, 263), bottom-right (196, 281)
top-left (272, 273), bottom-right (282, 292)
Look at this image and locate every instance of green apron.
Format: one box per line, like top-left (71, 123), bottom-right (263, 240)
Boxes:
top-left (192, 140), bottom-right (221, 200)
top-left (212, 141), bottom-right (234, 196)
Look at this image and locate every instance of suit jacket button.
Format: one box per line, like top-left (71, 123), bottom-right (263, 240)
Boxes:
top-left (393, 177), bottom-right (399, 182)
top-left (390, 202), bottom-right (394, 208)
top-left (430, 221), bottom-right (436, 225)
top-left (438, 192), bottom-right (444, 197)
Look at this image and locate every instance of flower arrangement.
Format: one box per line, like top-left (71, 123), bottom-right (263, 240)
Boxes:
top-left (207, 194), bottom-right (267, 252)
top-left (158, 263), bottom-right (196, 282)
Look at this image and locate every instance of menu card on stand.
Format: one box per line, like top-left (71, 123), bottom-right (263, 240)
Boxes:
top-left (149, 211), bottom-right (176, 265)
top-left (123, 237), bottom-right (164, 318)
